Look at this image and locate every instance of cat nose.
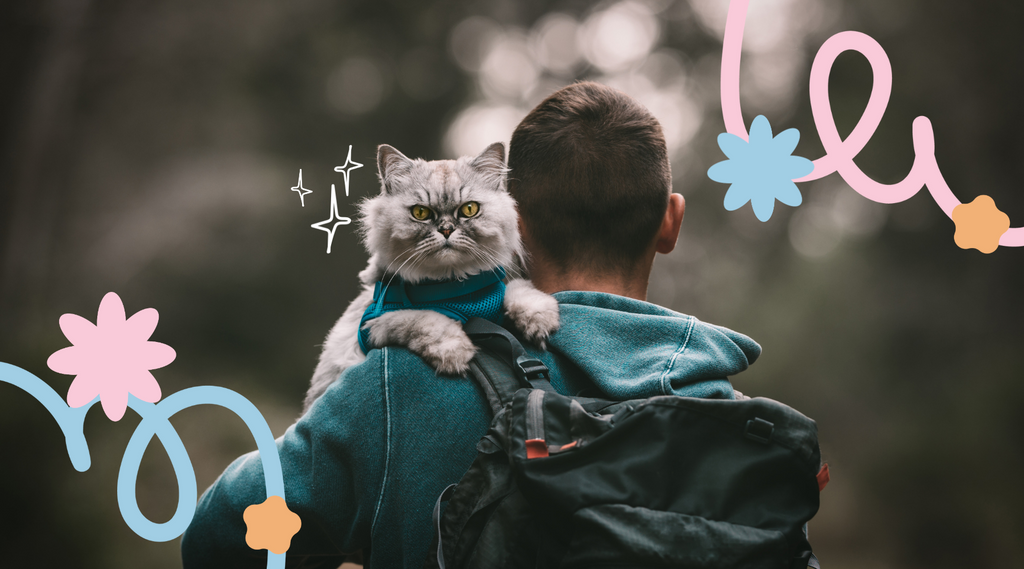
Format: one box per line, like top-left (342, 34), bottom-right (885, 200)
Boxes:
top-left (438, 222), bottom-right (455, 239)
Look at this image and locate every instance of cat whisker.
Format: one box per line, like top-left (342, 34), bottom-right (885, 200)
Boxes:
top-left (464, 246), bottom-right (496, 270)
top-left (476, 242), bottom-right (511, 263)
top-left (383, 244), bottom-right (429, 293)
top-left (466, 248), bottom-right (518, 283)
top-left (406, 251), bottom-right (432, 280)
top-left (464, 249), bottom-right (492, 276)
top-left (475, 244), bottom-right (524, 279)
top-left (380, 245), bottom-right (420, 278)
top-left (383, 253), bottom-right (421, 292)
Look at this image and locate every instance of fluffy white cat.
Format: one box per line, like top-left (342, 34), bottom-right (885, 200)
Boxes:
top-left (303, 142), bottom-right (559, 412)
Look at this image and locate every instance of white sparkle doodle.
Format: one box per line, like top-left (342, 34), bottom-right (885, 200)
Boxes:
top-left (310, 184), bottom-right (351, 254)
top-left (310, 145), bottom-right (362, 253)
top-left (334, 144), bottom-right (363, 197)
top-left (291, 169), bottom-right (312, 207)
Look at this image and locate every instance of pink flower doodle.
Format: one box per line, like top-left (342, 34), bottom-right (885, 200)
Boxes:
top-left (47, 292), bottom-right (176, 421)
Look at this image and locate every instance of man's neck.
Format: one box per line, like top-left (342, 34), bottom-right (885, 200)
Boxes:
top-left (528, 258), bottom-right (653, 302)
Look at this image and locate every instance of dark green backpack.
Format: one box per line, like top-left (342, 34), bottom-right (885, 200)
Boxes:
top-left (426, 318), bottom-right (825, 569)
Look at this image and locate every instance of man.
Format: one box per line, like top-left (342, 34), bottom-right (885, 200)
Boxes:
top-left (181, 82), bottom-right (760, 568)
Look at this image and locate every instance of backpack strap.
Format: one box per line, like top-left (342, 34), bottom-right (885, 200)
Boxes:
top-left (463, 317), bottom-right (554, 415)
top-left (431, 483), bottom-right (457, 569)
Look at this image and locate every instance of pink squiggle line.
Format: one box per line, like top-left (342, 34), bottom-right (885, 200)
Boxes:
top-left (720, 0), bottom-right (1024, 247)
top-left (720, 0), bottom-right (750, 142)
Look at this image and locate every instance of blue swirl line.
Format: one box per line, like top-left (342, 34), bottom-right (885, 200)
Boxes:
top-left (117, 395), bottom-right (198, 542)
top-left (0, 362), bottom-right (95, 472)
top-left (1, 362), bottom-right (290, 569)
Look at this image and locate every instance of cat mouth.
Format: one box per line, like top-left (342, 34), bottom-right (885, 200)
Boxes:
top-left (428, 239), bottom-right (471, 264)
top-left (432, 246), bottom-right (468, 265)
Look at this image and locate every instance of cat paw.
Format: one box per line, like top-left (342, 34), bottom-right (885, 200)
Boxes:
top-left (503, 279), bottom-right (560, 348)
top-left (417, 331), bottom-right (477, 375)
top-left (364, 309), bottom-right (476, 375)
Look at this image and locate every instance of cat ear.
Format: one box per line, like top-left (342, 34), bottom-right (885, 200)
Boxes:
top-left (471, 142), bottom-right (506, 170)
top-left (377, 144), bottom-right (413, 194)
top-left (470, 142), bottom-right (508, 189)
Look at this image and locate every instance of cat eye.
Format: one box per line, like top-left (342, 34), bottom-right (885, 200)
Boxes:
top-left (459, 201), bottom-right (480, 218)
top-left (411, 205), bottom-right (434, 220)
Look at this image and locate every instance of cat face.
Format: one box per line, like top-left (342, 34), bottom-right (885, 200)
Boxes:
top-left (359, 142), bottom-right (522, 283)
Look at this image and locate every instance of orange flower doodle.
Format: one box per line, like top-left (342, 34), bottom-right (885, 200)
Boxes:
top-left (243, 495), bottom-right (302, 554)
top-left (951, 195), bottom-right (1011, 254)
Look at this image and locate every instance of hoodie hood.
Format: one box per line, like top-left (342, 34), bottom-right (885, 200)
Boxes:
top-left (545, 291), bottom-right (761, 400)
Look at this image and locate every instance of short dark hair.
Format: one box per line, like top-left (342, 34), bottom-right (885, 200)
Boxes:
top-left (508, 81), bottom-right (672, 272)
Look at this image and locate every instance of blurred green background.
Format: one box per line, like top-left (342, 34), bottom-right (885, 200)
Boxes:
top-left (2, 0), bottom-right (1022, 567)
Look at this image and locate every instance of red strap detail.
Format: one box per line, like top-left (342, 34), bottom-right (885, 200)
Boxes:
top-left (525, 439), bottom-right (549, 459)
top-left (817, 463), bottom-right (830, 491)
top-left (559, 440), bottom-right (578, 451)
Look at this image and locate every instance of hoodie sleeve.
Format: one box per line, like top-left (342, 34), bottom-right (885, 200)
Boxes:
top-left (181, 354), bottom-right (389, 569)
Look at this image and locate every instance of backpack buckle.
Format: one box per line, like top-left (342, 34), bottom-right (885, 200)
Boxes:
top-left (744, 417), bottom-right (774, 444)
top-left (515, 355), bottom-right (549, 382)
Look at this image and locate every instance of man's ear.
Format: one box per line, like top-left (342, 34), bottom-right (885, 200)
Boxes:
top-left (377, 144), bottom-right (413, 194)
top-left (654, 193), bottom-right (685, 254)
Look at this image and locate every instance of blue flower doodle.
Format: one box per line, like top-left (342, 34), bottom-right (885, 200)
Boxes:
top-left (708, 115), bottom-right (814, 222)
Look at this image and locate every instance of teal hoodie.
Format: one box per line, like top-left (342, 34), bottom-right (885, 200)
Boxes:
top-left (181, 291), bottom-right (761, 569)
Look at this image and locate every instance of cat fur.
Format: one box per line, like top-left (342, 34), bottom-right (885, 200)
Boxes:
top-left (303, 142), bottom-right (559, 412)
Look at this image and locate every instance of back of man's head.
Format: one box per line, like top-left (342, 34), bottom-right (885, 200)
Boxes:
top-left (508, 81), bottom-right (672, 273)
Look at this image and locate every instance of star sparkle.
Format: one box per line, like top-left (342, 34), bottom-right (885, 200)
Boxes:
top-left (291, 169), bottom-right (312, 207)
top-left (310, 183), bottom-right (351, 254)
top-left (334, 145), bottom-right (363, 197)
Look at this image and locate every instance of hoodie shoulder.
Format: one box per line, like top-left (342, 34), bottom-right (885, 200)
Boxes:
top-left (548, 291), bottom-right (761, 399)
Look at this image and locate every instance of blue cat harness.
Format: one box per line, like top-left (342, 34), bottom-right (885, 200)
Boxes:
top-left (358, 267), bottom-right (507, 354)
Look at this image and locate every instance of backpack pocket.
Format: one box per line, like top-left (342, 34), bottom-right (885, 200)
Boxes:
top-left (560, 504), bottom-right (789, 569)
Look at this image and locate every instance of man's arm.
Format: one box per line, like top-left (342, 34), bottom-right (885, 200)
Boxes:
top-left (182, 354), bottom-right (390, 568)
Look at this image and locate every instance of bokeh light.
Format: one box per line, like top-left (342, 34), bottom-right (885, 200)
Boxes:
top-left (449, 16), bottom-right (503, 73)
top-left (529, 13), bottom-right (584, 76)
top-left (326, 56), bottom-right (390, 116)
top-left (478, 29), bottom-right (539, 102)
top-left (445, 1), bottom-right (703, 161)
top-left (397, 46), bottom-right (454, 101)
top-left (444, 103), bottom-right (526, 158)
top-left (579, 1), bottom-right (660, 74)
